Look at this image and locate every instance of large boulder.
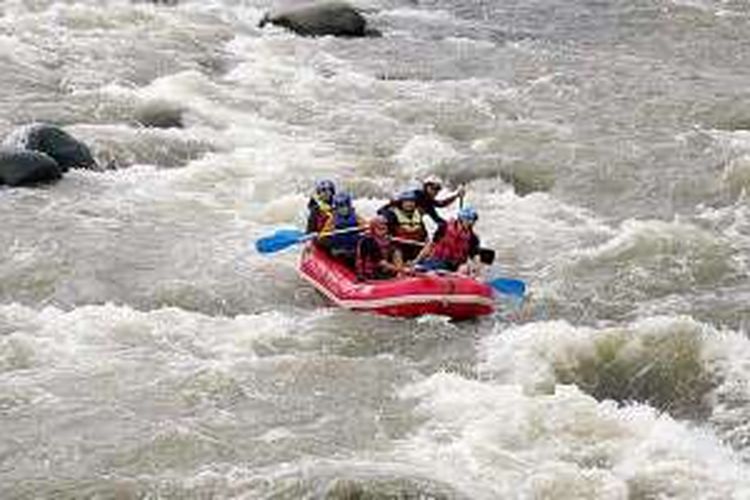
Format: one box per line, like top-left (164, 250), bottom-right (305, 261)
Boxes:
top-left (0, 150), bottom-right (62, 186)
top-left (2, 123), bottom-right (97, 171)
top-left (259, 2), bottom-right (379, 37)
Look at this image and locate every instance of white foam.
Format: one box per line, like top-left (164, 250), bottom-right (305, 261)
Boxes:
top-left (0, 303), bottom-right (329, 374)
top-left (398, 371), bottom-right (750, 499)
top-left (393, 134), bottom-right (460, 179)
top-left (479, 316), bottom-right (713, 390)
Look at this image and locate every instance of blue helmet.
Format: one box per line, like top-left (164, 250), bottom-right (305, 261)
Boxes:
top-left (315, 179), bottom-right (336, 194)
top-left (457, 206), bottom-right (478, 222)
top-left (333, 192), bottom-right (353, 208)
top-left (396, 190), bottom-right (418, 202)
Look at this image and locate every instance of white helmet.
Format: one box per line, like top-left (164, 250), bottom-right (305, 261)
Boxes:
top-left (423, 174), bottom-right (443, 187)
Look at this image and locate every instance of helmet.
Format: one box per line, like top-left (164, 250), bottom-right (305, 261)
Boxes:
top-left (423, 175), bottom-right (443, 188)
top-left (396, 190), bottom-right (418, 202)
top-left (333, 192), bottom-right (352, 207)
top-left (315, 179), bottom-right (336, 193)
top-left (369, 215), bottom-right (387, 231)
top-left (457, 206), bottom-right (478, 222)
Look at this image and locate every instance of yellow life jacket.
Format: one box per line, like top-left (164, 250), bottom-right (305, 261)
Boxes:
top-left (392, 207), bottom-right (426, 241)
top-left (313, 193), bottom-right (333, 215)
top-left (311, 193), bottom-right (333, 232)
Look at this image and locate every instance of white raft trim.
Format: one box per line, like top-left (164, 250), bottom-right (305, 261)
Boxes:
top-left (300, 270), bottom-right (495, 310)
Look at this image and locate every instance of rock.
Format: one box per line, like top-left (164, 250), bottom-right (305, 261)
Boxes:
top-left (2, 123), bottom-right (98, 171)
top-left (0, 149), bottom-right (62, 186)
top-left (259, 2), bottom-right (380, 38)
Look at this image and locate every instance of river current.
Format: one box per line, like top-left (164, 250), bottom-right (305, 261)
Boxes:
top-left (2, 0), bottom-right (750, 498)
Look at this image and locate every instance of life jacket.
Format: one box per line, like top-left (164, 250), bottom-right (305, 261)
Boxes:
top-left (309, 194), bottom-right (333, 233)
top-left (356, 234), bottom-right (390, 278)
top-left (392, 207), bottom-right (426, 241)
top-left (430, 219), bottom-right (473, 265)
top-left (328, 211), bottom-right (361, 252)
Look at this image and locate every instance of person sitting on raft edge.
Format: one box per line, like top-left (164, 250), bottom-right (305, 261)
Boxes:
top-left (306, 179), bottom-right (335, 233)
top-left (355, 215), bottom-right (404, 281)
top-left (318, 192), bottom-right (366, 267)
top-left (414, 206), bottom-right (482, 276)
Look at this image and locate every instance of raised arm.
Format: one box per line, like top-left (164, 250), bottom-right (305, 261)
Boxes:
top-left (434, 185), bottom-right (466, 208)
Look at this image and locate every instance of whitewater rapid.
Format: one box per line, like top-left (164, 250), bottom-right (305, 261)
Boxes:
top-left (2, 0), bottom-right (750, 498)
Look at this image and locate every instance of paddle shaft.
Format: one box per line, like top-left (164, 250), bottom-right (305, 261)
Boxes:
top-left (256, 225), bottom-right (366, 254)
top-left (308, 225), bottom-right (366, 241)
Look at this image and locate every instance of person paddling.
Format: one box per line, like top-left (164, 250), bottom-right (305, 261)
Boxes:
top-left (319, 192), bottom-right (366, 267)
top-left (355, 216), bottom-right (404, 281)
top-left (415, 206), bottom-right (482, 275)
top-left (415, 175), bottom-right (466, 226)
top-left (306, 179), bottom-right (335, 233)
top-left (378, 176), bottom-right (465, 228)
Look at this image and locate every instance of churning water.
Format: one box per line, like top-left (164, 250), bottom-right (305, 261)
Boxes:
top-left (2, 0), bottom-right (750, 498)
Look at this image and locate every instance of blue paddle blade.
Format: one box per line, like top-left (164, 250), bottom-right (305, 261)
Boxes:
top-left (487, 278), bottom-right (526, 298)
top-left (255, 229), bottom-right (306, 254)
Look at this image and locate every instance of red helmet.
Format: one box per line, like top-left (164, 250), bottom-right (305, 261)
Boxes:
top-left (369, 215), bottom-right (387, 231)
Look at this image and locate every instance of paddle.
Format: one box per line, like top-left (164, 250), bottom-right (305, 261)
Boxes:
top-left (486, 277), bottom-right (526, 297)
top-left (255, 226), bottom-right (363, 254)
top-left (390, 237), bottom-right (526, 298)
top-left (474, 248), bottom-right (526, 298)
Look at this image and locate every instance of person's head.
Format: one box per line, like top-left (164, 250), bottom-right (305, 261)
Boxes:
top-left (315, 179), bottom-right (336, 203)
top-left (396, 190), bottom-right (418, 213)
top-left (369, 215), bottom-right (388, 237)
top-left (423, 175), bottom-right (443, 199)
top-left (333, 192), bottom-right (353, 216)
top-left (457, 206), bottom-right (478, 229)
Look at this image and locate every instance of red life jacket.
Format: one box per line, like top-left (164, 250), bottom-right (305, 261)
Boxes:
top-left (392, 207), bottom-right (426, 241)
top-left (430, 220), bottom-right (473, 265)
top-left (356, 234), bottom-right (390, 279)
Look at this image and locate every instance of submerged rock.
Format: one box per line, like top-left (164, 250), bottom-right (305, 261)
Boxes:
top-left (2, 123), bottom-right (97, 171)
top-left (0, 149), bottom-right (62, 186)
top-left (259, 2), bottom-right (380, 38)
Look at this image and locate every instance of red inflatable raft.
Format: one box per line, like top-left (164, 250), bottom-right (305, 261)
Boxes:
top-left (299, 244), bottom-right (495, 319)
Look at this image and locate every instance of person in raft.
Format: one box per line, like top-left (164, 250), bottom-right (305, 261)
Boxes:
top-left (306, 179), bottom-right (336, 233)
top-left (414, 206), bottom-right (482, 275)
top-left (416, 175), bottom-right (466, 227)
top-left (378, 175), bottom-right (466, 228)
top-left (319, 192), bottom-right (366, 267)
top-left (355, 215), bottom-right (404, 281)
top-left (380, 190), bottom-right (428, 262)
